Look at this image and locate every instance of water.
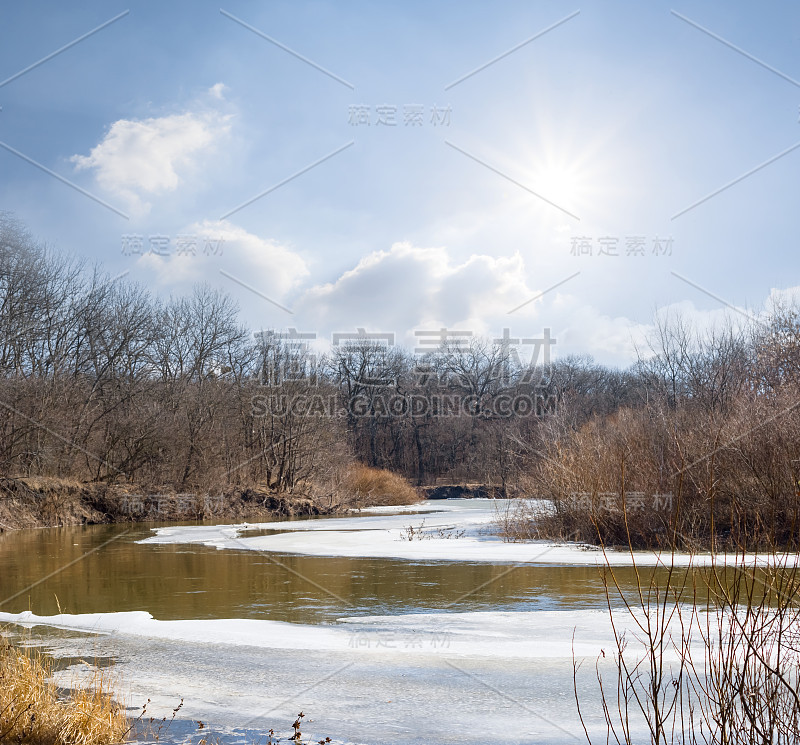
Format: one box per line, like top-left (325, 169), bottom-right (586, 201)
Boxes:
top-left (0, 503), bottom-right (673, 744)
top-left (0, 513), bottom-right (652, 623)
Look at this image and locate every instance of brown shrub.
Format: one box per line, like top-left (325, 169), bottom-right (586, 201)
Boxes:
top-left (340, 465), bottom-right (419, 507)
top-left (0, 640), bottom-right (127, 745)
top-left (524, 389), bottom-right (800, 550)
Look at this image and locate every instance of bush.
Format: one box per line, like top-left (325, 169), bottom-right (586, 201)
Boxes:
top-left (0, 640), bottom-right (127, 745)
top-left (524, 389), bottom-right (800, 551)
top-left (340, 465), bottom-right (419, 507)
top-left (577, 543), bottom-right (800, 744)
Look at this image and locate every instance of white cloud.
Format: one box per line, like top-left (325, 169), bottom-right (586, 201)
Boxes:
top-left (294, 242), bottom-right (788, 367)
top-left (72, 108), bottom-right (230, 214)
top-left (138, 219), bottom-right (308, 301)
top-left (294, 241), bottom-right (638, 360)
top-left (297, 242), bottom-right (536, 338)
top-left (142, 236), bottom-right (800, 369)
top-left (208, 82), bottom-right (227, 100)
top-left (549, 296), bottom-right (651, 365)
top-left (765, 286), bottom-right (800, 313)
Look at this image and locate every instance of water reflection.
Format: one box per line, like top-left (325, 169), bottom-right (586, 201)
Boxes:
top-left (0, 520), bottom-right (670, 623)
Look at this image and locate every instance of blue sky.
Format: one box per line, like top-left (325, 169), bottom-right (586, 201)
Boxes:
top-left (1, 1), bottom-right (798, 365)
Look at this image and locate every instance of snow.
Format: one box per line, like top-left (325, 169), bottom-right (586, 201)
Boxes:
top-left (0, 608), bottom-right (676, 745)
top-left (0, 608), bottom-right (623, 660)
top-left (2, 499), bottom-right (784, 744)
top-left (139, 498), bottom-right (777, 567)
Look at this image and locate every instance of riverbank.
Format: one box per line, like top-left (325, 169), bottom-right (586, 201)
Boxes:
top-left (0, 472), bottom-right (498, 532)
top-left (0, 477), bottom-right (337, 531)
top-left (0, 639), bottom-right (127, 745)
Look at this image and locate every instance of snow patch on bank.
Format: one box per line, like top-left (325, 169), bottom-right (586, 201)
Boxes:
top-left (0, 607), bottom-right (685, 662)
top-left (137, 498), bottom-right (766, 567)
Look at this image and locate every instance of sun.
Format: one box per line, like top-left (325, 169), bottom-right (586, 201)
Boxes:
top-left (529, 157), bottom-right (585, 220)
top-left (500, 107), bottom-right (632, 230)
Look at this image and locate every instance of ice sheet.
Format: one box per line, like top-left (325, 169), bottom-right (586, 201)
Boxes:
top-left (0, 608), bottom-right (625, 660)
top-left (139, 498), bottom-right (777, 567)
top-left (0, 608), bottom-right (677, 745)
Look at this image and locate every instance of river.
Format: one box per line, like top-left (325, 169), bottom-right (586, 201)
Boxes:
top-left (0, 499), bottom-right (669, 745)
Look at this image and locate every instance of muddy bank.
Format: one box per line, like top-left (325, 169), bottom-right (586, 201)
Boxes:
top-left (0, 477), bottom-right (336, 531)
top-left (0, 477), bottom-right (511, 531)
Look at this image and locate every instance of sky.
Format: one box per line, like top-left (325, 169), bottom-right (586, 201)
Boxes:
top-left (1, 1), bottom-right (798, 366)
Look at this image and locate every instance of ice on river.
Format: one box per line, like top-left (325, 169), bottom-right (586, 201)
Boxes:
top-left (0, 500), bottom-right (756, 744)
top-left (0, 607), bottom-right (627, 660)
top-left (138, 498), bottom-right (759, 567)
top-left (0, 607), bottom-right (679, 745)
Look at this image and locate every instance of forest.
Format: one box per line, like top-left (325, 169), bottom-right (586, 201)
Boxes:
top-left (3, 213), bottom-right (800, 548)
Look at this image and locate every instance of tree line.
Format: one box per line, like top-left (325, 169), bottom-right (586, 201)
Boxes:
top-left (530, 305), bottom-right (800, 549)
top-left (3, 214), bottom-right (800, 547)
top-left (0, 215), bottom-right (546, 493)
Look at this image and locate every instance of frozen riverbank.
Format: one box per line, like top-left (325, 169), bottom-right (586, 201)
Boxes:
top-left (139, 498), bottom-right (770, 567)
top-left (0, 499), bottom-right (765, 744)
top-left (1, 607), bottom-right (675, 745)
top-left (0, 607), bottom-right (628, 661)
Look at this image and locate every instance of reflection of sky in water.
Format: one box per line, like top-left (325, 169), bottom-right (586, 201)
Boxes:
top-left (0, 501), bottom-right (670, 624)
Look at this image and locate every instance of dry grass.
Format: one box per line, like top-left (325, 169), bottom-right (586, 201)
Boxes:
top-left (0, 640), bottom-right (127, 745)
top-left (492, 498), bottom-right (550, 542)
top-left (15, 477), bottom-right (86, 493)
top-left (340, 465), bottom-right (419, 507)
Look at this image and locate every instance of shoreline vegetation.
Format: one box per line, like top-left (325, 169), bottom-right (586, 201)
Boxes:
top-left (0, 640), bottom-right (127, 745)
top-left (0, 637), bottom-right (327, 745)
top-left (0, 465), bottom-right (423, 532)
top-left (575, 535), bottom-right (800, 744)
